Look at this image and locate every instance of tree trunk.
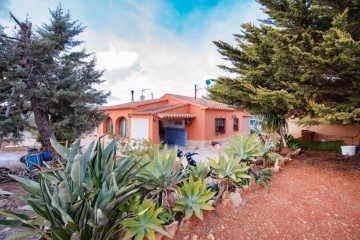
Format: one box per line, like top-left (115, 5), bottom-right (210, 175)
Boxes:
top-left (32, 99), bottom-right (60, 161)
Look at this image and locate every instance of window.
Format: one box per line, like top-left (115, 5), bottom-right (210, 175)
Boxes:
top-left (119, 117), bottom-right (128, 137)
top-left (106, 118), bottom-right (113, 134)
top-left (233, 117), bottom-right (239, 131)
top-left (215, 118), bottom-right (225, 134)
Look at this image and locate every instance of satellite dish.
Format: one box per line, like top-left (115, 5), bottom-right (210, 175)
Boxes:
top-left (205, 79), bottom-right (212, 86)
top-left (140, 95), bottom-right (145, 100)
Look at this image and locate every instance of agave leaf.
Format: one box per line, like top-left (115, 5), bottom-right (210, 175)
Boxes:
top-left (27, 200), bottom-right (49, 220)
top-left (0, 189), bottom-right (14, 195)
top-left (134, 229), bottom-right (145, 240)
top-left (123, 227), bottom-right (139, 240)
top-left (197, 192), bottom-right (216, 202)
top-left (146, 223), bottom-right (172, 238)
top-left (0, 209), bottom-right (31, 220)
top-left (237, 173), bottom-right (251, 179)
top-left (198, 202), bottom-right (215, 211)
top-left (70, 154), bottom-right (82, 189)
top-left (4, 230), bottom-right (38, 240)
top-left (51, 138), bottom-right (70, 160)
top-left (51, 226), bottom-right (71, 240)
top-left (0, 219), bottom-right (38, 231)
top-left (9, 174), bottom-right (40, 191)
top-left (58, 181), bottom-right (71, 204)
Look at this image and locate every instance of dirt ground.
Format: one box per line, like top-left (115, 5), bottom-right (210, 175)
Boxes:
top-left (173, 150), bottom-right (360, 240)
top-left (1, 150), bottom-right (360, 239)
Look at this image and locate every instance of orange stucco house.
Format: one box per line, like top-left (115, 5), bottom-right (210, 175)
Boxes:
top-left (97, 94), bottom-right (251, 147)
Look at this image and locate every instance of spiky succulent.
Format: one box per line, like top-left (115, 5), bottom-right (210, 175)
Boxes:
top-left (173, 175), bottom-right (215, 220)
top-left (121, 198), bottom-right (172, 240)
top-left (208, 153), bottom-right (251, 186)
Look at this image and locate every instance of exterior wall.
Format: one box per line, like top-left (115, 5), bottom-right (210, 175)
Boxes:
top-left (98, 109), bottom-right (132, 137)
top-left (186, 105), bottom-right (206, 141)
top-left (203, 110), bottom-right (243, 141)
top-left (288, 120), bottom-right (360, 145)
top-left (242, 116), bottom-right (251, 134)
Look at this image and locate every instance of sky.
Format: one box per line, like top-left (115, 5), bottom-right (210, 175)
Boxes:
top-left (0, 0), bottom-right (266, 105)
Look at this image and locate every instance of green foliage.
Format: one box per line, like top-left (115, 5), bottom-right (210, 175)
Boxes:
top-left (137, 145), bottom-right (183, 206)
top-left (0, 6), bottom-right (109, 153)
top-left (173, 175), bottom-right (215, 220)
top-left (119, 138), bottom-right (155, 159)
top-left (187, 161), bottom-right (210, 180)
top-left (295, 138), bottom-right (344, 152)
top-left (266, 152), bottom-right (281, 165)
top-left (208, 153), bottom-right (251, 187)
top-left (284, 134), bottom-right (299, 150)
top-left (121, 198), bottom-right (172, 240)
top-left (254, 168), bottom-right (273, 189)
top-left (224, 134), bottom-right (263, 161)
top-left (0, 138), bottom-right (144, 240)
top-left (209, 1), bottom-right (360, 127)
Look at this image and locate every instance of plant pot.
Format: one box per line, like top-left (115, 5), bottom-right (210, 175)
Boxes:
top-left (341, 145), bottom-right (356, 156)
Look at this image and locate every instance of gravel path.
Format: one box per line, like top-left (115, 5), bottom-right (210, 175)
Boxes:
top-left (173, 150), bottom-right (360, 240)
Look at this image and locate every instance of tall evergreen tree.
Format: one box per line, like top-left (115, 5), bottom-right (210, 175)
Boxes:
top-left (0, 7), bottom-right (109, 156)
top-left (209, 0), bottom-right (360, 131)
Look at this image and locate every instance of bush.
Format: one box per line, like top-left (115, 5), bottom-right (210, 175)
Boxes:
top-left (294, 138), bottom-right (344, 152)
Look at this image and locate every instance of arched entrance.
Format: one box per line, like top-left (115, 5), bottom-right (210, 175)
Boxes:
top-left (106, 117), bottom-right (113, 134)
top-left (119, 117), bottom-right (128, 137)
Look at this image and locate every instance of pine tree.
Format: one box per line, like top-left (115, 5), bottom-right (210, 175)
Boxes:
top-left (209, 0), bottom-right (360, 132)
top-left (0, 7), bottom-right (109, 156)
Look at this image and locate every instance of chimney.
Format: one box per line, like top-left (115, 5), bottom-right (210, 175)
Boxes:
top-left (131, 90), bottom-right (134, 102)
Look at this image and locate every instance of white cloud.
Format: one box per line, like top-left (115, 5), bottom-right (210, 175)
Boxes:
top-left (96, 47), bottom-right (139, 70)
top-left (2, 0), bottom-right (267, 106)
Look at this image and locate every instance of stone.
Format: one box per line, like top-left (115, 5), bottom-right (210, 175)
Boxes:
top-left (192, 235), bottom-right (199, 240)
top-left (164, 221), bottom-right (179, 238)
top-left (229, 192), bottom-right (242, 207)
top-left (207, 233), bottom-right (215, 240)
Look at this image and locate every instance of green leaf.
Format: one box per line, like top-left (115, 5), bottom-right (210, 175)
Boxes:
top-left (51, 226), bottom-right (71, 240)
top-left (123, 227), bottom-right (139, 240)
top-left (9, 174), bottom-right (40, 191)
top-left (0, 189), bottom-right (14, 195)
top-left (0, 209), bottom-right (31, 220)
top-left (4, 230), bottom-right (38, 240)
top-left (146, 223), bottom-right (173, 238)
top-left (27, 200), bottom-right (50, 220)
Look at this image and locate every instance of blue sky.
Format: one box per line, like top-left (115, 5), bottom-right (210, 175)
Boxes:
top-left (0, 0), bottom-right (266, 105)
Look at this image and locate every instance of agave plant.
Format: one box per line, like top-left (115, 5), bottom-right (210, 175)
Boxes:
top-left (224, 134), bottom-right (263, 161)
top-left (208, 153), bottom-right (251, 187)
top-left (173, 175), bottom-right (215, 220)
top-left (137, 145), bottom-right (183, 207)
top-left (187, 161), bottom-right (210, 180)
top-left (0, 138), bottom-right (145, 240)
top-left (254, 168), bottom-right (273, 189)
top-left (121, 198), bottom-right (172, 240)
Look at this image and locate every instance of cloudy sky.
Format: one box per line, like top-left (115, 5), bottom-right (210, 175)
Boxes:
top-left (0, 0), bottom-right (266, 105)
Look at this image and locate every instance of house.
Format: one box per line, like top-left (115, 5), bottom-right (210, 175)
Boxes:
top-left (97, 94), bottom-right (251, 147)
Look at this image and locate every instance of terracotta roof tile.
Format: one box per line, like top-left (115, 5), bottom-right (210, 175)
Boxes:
top-left (163, 94), bottom-right (236, 110)
top-left (132, 103), bottom-right (188, 115)
top-left (98, 98), bottom-right (167, 111)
